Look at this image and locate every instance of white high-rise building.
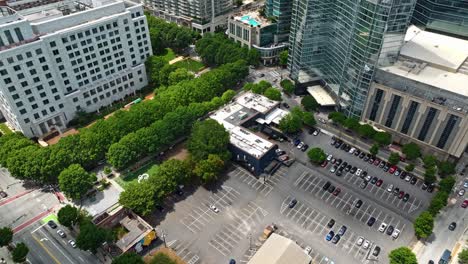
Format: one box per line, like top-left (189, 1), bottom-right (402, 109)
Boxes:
top-left (0, 0), bottom-right (152, 138)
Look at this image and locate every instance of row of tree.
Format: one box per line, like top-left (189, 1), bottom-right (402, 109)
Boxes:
top-left (118, 119), bottom-right (230, 215)
top-left (146, 13), bottom-right (199, 55)
top-left (279, 107), bottom-right (316, 134)
top-left (243, 81), bottom-right (282, 101)
top-left (0, 227), bottom-right (29, 263)
top-left (195, 33), bottom-right (260, 66)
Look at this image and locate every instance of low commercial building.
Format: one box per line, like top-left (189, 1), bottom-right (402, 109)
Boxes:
top-left (248, 233), bottom-right (312, 264)
top-left (210, 92), bottom-right (283, 175)
top-left (363, 26), bottom-right (468, 160)
top-left (227, 9), bottom-right (287, 65)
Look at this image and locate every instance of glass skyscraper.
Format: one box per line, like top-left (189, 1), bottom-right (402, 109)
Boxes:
top-left (412, 0), bottom-right (468, 38)
top-left (265, 0), bottom-right (293, 43)
top-left (288, 0), bottom-right (416, 118)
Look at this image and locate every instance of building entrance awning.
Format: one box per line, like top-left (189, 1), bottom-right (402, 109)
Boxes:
top-left (307, 85), bottom-right (336, 106)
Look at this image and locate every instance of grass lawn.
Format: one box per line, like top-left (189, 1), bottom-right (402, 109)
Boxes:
top-left (114, 160), bottom-right (159, 190)
top-left (0, 123), bottom-right (12, 135)
top-left (173, 58), bottom-right (205, 72)
top-left (41, 213), bottom-right (58, 224)
top-left (162, 48), bottom-right (176, 62)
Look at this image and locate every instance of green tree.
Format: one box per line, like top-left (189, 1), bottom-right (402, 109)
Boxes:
top-left (168, 68), bottom-right (194, 85)
top-left (150, 252), bottom-right (176, 264)
top-left (388, 152), bottom-right (400, 165)
top-left (252, 80), bottom-right (271, 94)
top-left (388, 247), bottom-right (418, 264)
top-left (193, 154), bottom-right (225, 183)
top-left (112, 252), bottom-right (144, 264)
top-left (423, 155), bottom-right (438, 168)
top-left (57, 205), bottom-right (79, 228)
top-left (279, 112), bottom-right (302, 134)
top-left (280, 79), bottom-right (295, 94)
top-left (243, 83), bottom-right (255, 91)
top-left (405, 163), bottom-right (415, 172)
top-left (279, 50), bottom-right (288, 67)
top-left (428, 191), bottom-right (448, 216)
top-left (119, 181), bottom-right (156, 216)
top-left (358, 124), bottom-right (377, 138)
top-left (343, 118), bottom-right (360, 131)
top-left (402, 143), bottom-right (421, 160)
top-left (188, 119), bottom-right (230, 162)
top-left (424, 166), bottom-right (437, 184)
top-left (373, 132), bottom-right (392, 146)
top-left (263, 87), bottom-right (282, 101)
top-left (149, 159), bottom-right (191, 197)
top-left (458, 249), bottom-right (468, 264)
top-left (0, 227), bottom-right (13, 247)
top-left (439, 176), bottom-right (455, 194)
top-left (12, 242), bottom-right (29, 263)
top-left (414, 211), bottom-right (434, 239)
top-left (302, 112), bottom-right (316, 127)
top-left (307, 148), bottom-right (326, 164)
top-left (328, 112), bottom-right (346, 125)
top-left (438, 161), bottom-right (456, 177)
top-left (76, 219), bottom-right (112, 253)
top-left (103, 166), bottom-right (112, 175)
top-left (301, 95), bottom-right (318, 111)
top-left (58, 164), bottom-right (96, 201)
top-left (370, 144), bottom-right (379, 156)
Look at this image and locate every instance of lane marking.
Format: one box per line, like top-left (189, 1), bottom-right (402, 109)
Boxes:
top-left (32, 232), bottom-right (61, 264)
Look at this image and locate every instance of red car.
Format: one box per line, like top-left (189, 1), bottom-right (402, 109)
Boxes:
top-left (398, 191), bottom-right (405, 199)
top-left (462, 200), bottom-right (468, 208)
top-left (389, 166), bottom-right (397, 174)
top-left (333, 188), bottom-right (341, 196)
top-left (376, 179), bottom-right (383, 187)
top-left (373, 159), bottom-right (381, 166)
top-left (321, 161), bottom-right (328, 167)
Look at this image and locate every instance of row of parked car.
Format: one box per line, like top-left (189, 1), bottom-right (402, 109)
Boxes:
top-left (47, 220), bottom-right (77, 248)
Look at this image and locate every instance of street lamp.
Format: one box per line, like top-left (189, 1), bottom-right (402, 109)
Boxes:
top-left (161, 229), bottom-right (167, 248)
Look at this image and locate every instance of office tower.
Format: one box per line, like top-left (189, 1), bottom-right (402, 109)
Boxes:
top-left (288, 0), bottom-right (417, 118)
top-left (265, 0), bottom-right (292, 43)
top-left (0, 0), bottom-right (152, 138)
top-left (412, 0), bottom-right (468, 38)
top-left (143, 0), bottom-right (233, 34)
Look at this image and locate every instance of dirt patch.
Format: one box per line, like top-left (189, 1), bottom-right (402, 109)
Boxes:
top-left (43, 128), bottom-right (79, 146)
top-left (144, 247), bottom-right (186, 264)
top-left (164, 143), bottom-right (189, 161)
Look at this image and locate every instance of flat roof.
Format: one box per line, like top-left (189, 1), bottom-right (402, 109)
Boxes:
top-left (116, 215), bottom-right (152, 252)
top-left (381, 61), bottom-right (468, 97)
top-left (248, 233), bottom-right (312, 264)
top-left (307, 85), bottom-right (336, 106)
top-left (230, 126), bottom-right (274, 158)
top-left (236, 92), bottom-right (279, 114)
top-left (257, 108), bottom-right (288, 125)
top-left (232, 10), bottom-right (270, 27)
top-left (401, 25), bottom-right (468, 71)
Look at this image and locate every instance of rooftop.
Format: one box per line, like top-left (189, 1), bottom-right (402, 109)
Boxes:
top-left (232, 10), bottom-right (270, 28)
top-left (401, 25), bottom-right (468, 71)
top-left (235, 92), bottom-right (279, 114)
top-left (248, 233), bottom-right (312, 264)
top-left (115, 214), bottom-right (153, 252)
top-left (307, 85), bottom-right (336, 106)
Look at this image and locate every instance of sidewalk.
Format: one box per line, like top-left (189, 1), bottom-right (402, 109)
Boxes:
top-left (0, 247), bottom-right (12, 264)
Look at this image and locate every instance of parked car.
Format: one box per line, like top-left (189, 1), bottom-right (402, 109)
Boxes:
top-left (389, 166), bottom-right (397, 174)
top-left (367, 217), bottom-right (376, 227)
top-left (368, 157), bottom-right (375, 164)
top-left (376, 179), bottom-right (383, 187)
top-left (0, 191), bottom-right (7, 198)
top-left (293, 139), bottom-right (301, 146)
top-left (387, 184), bottom-right (394, 192)
top-left (345, 164), bottom-right (352, 172)
top-left (356, 237), bottom-right (364, 246)
top-left (336, 169), bottom-right (343, 176)
top-left (371, 177), bottom-right (378, 184)
top-left (427, 185), bottom-right (435, 193)
top-left (336, 159), bottom-right (343, 166)
top-left (326, 231), bottom-right (335, 241)
top-left (405, 175), bottom-right (412, 182)
top-left (355, 199), bottom-right (363, 208)
top-left (372, 246), bottom-right (381, 257)
top-left (330, 139), bottom-right (336, 145)
top-left (57, 229), bottom-right (66, 238)
top-left (378, 223), bottom-right (387, 232)
top-left (364, 175), bottom-right (372, 182)
top-left (400, 171), bottom-right (407, 179)
top-left (363, 240), bottom-right (370, 249)
top-left (422, 183), bottom-right (428, 190)
top-left (320, 161), bottom-right (328, 167)
top-left (373, 159), bottom-right (381, 166)
top-left (279, 155), bottom-right (289, 161)
top-left (288, 199), bottom-right (297, 208)
top-left (210, 204), bottom-right (220, 213)
top-left (461, 200), bottom-right (468, 208)
top-left (379, 161), bottom-right (386, 168)
top-left (360, 181), bottom-right (368, 189)
top-left (308, 128), bottom-right (316, 135)
top-left (403, 193), bottom-right (410, 202)
top-left (275, 149), bottom-right (286, 156)
top-left (328, 185), bottom-right (336, 193)
top-left (355, 169), bottom-right (362, 176)
top-left (68, 240), bottom-right (77, 248)
top-left (338, 226), bottom-right (347, 236)
top-left (350, 167), bottom-right (357, 174)
top-left (282, 102), bottom-right (290, 108)
top-left (349, 147), bottom-right (356, 154)
top-left (386, 225), bottom-right (394, 236)
top-left (48, 220), bottom-right (57, 229)
top-left (333, 188), bottom-right (341, 196)
top-left (410, 177), bottom-right (417, 185)
top-left (392, 229), bottom-right (400, 239)
top-left (393, 187), bottom-right (400, 196)
top-left (327, 219), bottom-right (335, 228)
top-left (331, 234), bottom-right (341, 244)
top-left (458, 189), bottom-right (465, 196)
top-left (323, 181), bottom-right (331, 191)
top-left (304, 246), bottom-right (312, 255)
top-left (354, 149), bottom-right (361, 156)
top-left (301, 144), bottom-right (309, 152)
top-left (313, 129), bottom-right (320, 136)
top-left (327, 154), bottom-right (333, 161)
top-left (330, 165), bottom-right (338, 173)
top-left (394, 169), bottom-right (401, 176)
top-left (398, 191), bottom-right (405, 199)
top-left (297, 142), bottom-right (304, 149)
top-left (449, 222), bottom-right (457, 231)
top-left (361, 171), bottom-right (368, 178)
top-left (359, 152), bottom-right (366, 159)
top-left (363, 155), bottom-right (370, 162)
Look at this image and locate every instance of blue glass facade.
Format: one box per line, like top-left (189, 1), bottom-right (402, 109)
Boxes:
top-left (288, 0), bottom-right (416, 118)
top-left (265, 0), bottom-right (292, 43)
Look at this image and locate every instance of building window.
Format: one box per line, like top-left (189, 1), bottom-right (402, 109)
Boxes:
top-left (14, 28), bottom-right (24, 41)
top-left (385, 95), bottom-right (401, 128)
top-left (369, 89), bottom-right (383, 121)
top-left (436, 115), bottom-right (459, 149)
top-left (417, 107), bottom-right (438, 141)
top-left (4, 30), bottom-right (14, 44)
top-left (400, 101), bottom-right (419, 134)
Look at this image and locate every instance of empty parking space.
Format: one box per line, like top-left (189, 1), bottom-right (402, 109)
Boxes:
top-left (280, 197), bottom-right (379, 263)
top-left (168, 239), bottom-right (202, 264)
top-left (209, 202), bottom-right (268, 257)
top-left (180, 186), bottom-right (240, 233)
top-left (229, 165), bottom-right (288, 197)
top-left (294, 172), bottom-right (407, 240)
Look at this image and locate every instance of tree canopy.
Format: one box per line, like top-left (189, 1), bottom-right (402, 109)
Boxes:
top-left (119, 181), bottom-right (157, 216)
top-left (279, 112), bottom-right (302, 134)
top-left (12, 242), bottom-right (29, 263)
top-left (388, 152), bottom-right (400, 165)
top-left (193, 154), bottom-right (225, 183)
top-left (112, 252), bottom-right (144, 264)
top-left (0, 227), bottom-right (13, 247)
top-left (58, 164), bottom-right (96, 201)
top-left (388, 247), bottom-right (418, 264)
top-left (307, 148), bottom-right (326, 164)
top-left (150, 253), bottom-right (176, 264)
top-left (188, 119), bottom-right (230, 162)
top-left (373, 131), bottom-right (392, 146)
top-left (301, 96), bottom-right (318, 111)
top-left (280, 79), bottom-right (295, 94)
top-left (413, 211), bottom-right (434, 239)
top-left (263, 87), bottom-right (282, 101)
top-left (57, 205), bottom-right (79, 228)
top-left (458, 249), bottom-right (468, 264)
top-left (279, 50), bottom-right (288, 67)
top-left (76, 219), bottom-right (112, 253)
top-left (402, 143), bottom-right (421, 160)
top-left (370, 144), bottom-right (379, 156)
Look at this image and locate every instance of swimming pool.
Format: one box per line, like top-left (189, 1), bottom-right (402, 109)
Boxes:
top-left (240, 15), bottom-right (260, 27)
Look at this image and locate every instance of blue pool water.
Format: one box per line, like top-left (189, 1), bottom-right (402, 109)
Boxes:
top-left (240, 15), bottom-right (260, 27)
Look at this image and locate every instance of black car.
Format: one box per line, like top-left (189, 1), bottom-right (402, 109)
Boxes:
top-left (359, 152), bottom-right (366, 159)
top-left (361, 171), bottom-right (368, 178)
top-left (336, 170), bottom-right (343, 177)
top-left (363, 155), bottom-right (370, 162)
top-left (344, 145), bottom-right (351, 152)
top-left (355, 199), bottom-right (363, 208)
top-left (342, 162), bottom-right (348, 168)
top-left (282, 102), bottom-right (290, 108)
top-left (372, 246), bottom-right (381, 257)
top-left (308, 128), bottom-right (316, 135)
top-left (386, 225), bottom-right (394, 235)
top-left (393, 187), bottom-right (400, 195)
top-left (383, 164), bottom-right (390, 172)
top-left (449, 222), bottom-right (457, 231)
top-left (336, 159), bottom-right (343, 166)
top-left (327, 219), bottom-right (335, 228)
top-left (338, 225), bottom-right (347, 236)
top-left (427, 185), bottom-right (435, 193)
top-left (379, 161), bottom-right (386, 168)
top-left (331, 234), bottom-right (341, 244)
top-left (403, 193), bottom-right (410, 202)
top-left (328, 185), bottom-right (336, 193)
top-left (345, 164), bottom-right (352, 172)
top-left (410, 177), bottom-right (417, 185)
top-left (354, 149), bottom-right (361, 156)
top-left (371, 177), bottom-right (378, 184)
top-left (288, 199), bottom-right (298, 208)
top-left (175, 188), bottom-right (184, 196)
top-left (340, 143), bottom-right (348, 150)
top-left (48, 220), bottom-right (58, 229)
top-left (335, 141), bottom-right (342, 148)
top-left (301, 144), bottom-right (309, 152)
top-left (367, 217), bottom-right (376, 226)
top-left (0, 191), bottom-right (7, 198)
top-left (400, 171), bottom-right (406, 179)
top-left (360, 181), bottom-right (368, 189)
top-left (422, 183), bottom-right (428, 190)
top-left (323, 181), bottom-right (331, 191)
top-left (350, 167), bottom-right (357, 174)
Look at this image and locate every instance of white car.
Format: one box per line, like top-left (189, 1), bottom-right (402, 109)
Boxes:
top-left (356, 237), bottom-right (364, 246)
top-left (364, 175), bottom-right (372, 182)
top-left (458, 189), bottom-right (465, 196)
top-left (378, 223), bottom-right (387, 232)
top-left (355, 169), bottom-right (362, 176)
top-left (349, 147), bottom-right (356, 154)
top-left (313, 130), bottom-right (319, 136)
top-left (363, 240), bottom-right (370, 249)
top-left (387, 184), bottom-right (394, 192)
top-left (319, 118), bottom-right (326, 124)
top-left (464, 179), bottom-right (468, 188)
top-left (326, 154), bottom-right (333, 161)
top-left (405, 175), bottom-right (411, 182)
top-left (57, 229), bottom-right (66, 238)
top-left (304, 246), bottom-right (312, 255)
top-left (68, 240), bottom-right (77, 248)
top-left (209, 205), bottom-right (219, 213)
top-left (392, 229), bottom-right (400, 239)
top-left (297, 142), bottom-right (304, 149)
top-left (330, 166), bottom-right (337, 173)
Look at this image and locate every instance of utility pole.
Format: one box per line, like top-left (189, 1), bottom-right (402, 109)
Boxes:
top-left (248, 233), bottom-right (252, 250)
top-left (161, 229), bottom-right (167, 248)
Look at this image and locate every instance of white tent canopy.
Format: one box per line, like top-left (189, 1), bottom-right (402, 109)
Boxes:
top-left (307, 85), bottom-right (336, 106)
